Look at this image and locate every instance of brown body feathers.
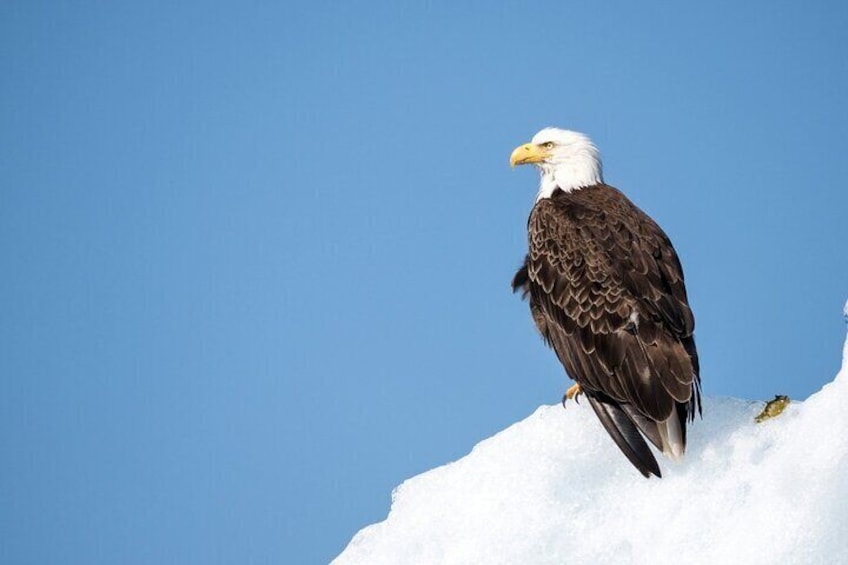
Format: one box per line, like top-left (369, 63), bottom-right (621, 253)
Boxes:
top-left (513, 184), bottom-right (701, 477)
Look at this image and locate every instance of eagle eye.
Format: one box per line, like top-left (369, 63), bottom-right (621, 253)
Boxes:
top-left (541, 142), bottom-right (555, 150)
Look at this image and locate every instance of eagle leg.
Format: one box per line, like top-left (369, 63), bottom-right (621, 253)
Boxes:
top-left (561, 382), bottom-right (583, 408)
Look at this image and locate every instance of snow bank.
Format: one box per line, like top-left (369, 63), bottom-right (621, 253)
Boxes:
top-left (334, 315), bottom-right (848, 565)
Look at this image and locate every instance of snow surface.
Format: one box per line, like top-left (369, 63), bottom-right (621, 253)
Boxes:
top-left (334, 319), bottom-right (848, 565)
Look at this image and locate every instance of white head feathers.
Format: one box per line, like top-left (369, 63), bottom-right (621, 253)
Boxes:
top-left (530, 128), bottom-right (603, 199)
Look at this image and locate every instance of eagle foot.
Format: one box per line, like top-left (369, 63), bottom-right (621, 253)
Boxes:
top-left (561, 383), bottom-right (583, 408)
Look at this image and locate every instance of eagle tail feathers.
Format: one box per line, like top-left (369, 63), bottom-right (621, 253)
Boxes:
top-left (657, 405), bottom-right (685, 462)
top-left (621, 404), bottom-right (664, 451)
top-left (586, 394), bottom-right (661, 478)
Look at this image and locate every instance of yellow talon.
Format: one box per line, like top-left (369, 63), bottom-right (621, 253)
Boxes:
top-left (562, 383), bottom-right (583, 407)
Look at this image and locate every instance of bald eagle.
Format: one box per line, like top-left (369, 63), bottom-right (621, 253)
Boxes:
top-left (510, 128), bottom-right (701, 478)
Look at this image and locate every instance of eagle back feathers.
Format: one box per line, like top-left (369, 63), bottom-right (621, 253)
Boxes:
top-left (514, 184), bottom-right (701, 428)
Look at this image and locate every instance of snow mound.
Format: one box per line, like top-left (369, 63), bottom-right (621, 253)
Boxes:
top-left (334, 323), bottom-right (848, 564)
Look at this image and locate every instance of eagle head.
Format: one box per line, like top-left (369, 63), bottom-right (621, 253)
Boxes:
top-left (510, 127), bottom-right (603, 198)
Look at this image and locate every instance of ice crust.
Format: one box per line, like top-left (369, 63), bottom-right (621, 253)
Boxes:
top-left (335, 323), bottom-right (848, 565)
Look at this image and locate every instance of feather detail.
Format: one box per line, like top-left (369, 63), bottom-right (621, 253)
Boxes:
top-left (516, 183), bottom-right (701, 477)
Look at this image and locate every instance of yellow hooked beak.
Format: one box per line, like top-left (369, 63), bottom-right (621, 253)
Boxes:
top-left (510, 143), bottom-right (550, 168)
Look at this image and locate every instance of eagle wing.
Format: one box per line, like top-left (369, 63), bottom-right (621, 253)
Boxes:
top-left (513, 185), bottom-right (700, 477)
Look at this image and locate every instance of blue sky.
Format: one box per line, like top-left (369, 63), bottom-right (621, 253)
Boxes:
top-left (2, 2), bottom-right (847, 563)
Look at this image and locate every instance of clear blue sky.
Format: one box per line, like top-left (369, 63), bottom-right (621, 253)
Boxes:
top-left (2, 2), bottom-right (846, 563)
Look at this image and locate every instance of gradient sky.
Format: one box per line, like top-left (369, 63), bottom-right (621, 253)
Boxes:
top-left (2, 2), bottom-right (847, 564)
